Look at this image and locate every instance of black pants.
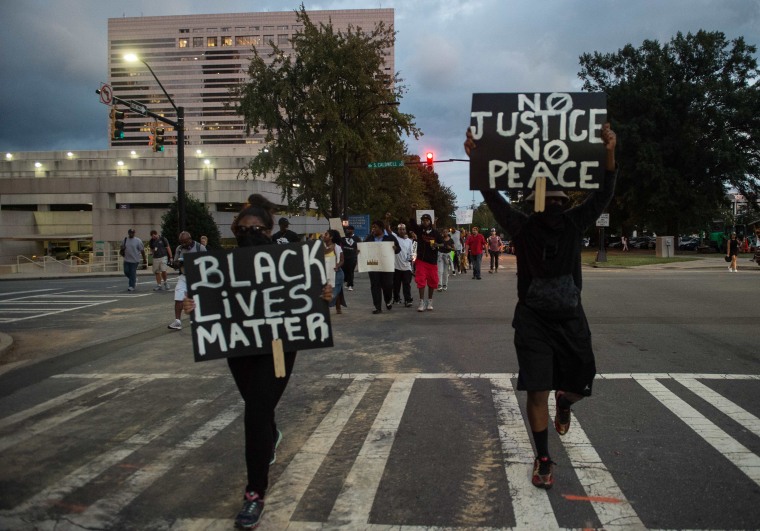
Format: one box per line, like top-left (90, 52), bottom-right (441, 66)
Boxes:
top-left (368, 271), bottom-right (393, 310)
top-left (393, 269), bottom-right (413, 303)
top-left (342, 256), bottom-right (357, 287)
top-left (490, 251), bottom-right (501, 270)
top-left (227, 351), bottom-right (297, 498)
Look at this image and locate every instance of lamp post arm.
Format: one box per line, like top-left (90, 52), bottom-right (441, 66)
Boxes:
top-left (141, 60), bottom-right (179, 114)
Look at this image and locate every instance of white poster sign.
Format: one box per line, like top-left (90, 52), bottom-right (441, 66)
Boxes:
top-left (357, 241), bottom-right (395, 272)
top-left (455, 209), bottom-right (473, 225)
top-left (416, 209), bottom-right (435, 224)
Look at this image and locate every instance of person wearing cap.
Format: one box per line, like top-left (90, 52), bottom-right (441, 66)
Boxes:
top-left (120, 228), bottom-right (146, 292)
top-left (272, 217), bottom-right (300, 244)
top-left (487, 229), bottom-right (504, 273)
top-left (340, 225), bottom-right (360, 291)
top-left (412, 212), bottom-right (444, 311)
top-left (464, 123), bottom-right (617, 490)
top-left (365, 219), bottom-right (400, 314)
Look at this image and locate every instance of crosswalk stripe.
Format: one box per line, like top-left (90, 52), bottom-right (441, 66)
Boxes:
top-left (634, 376), bottom-right (760, 487)
top-left (0, 376), bottom-right (125, 429)
top-left (2, 395), bottom-right (222, 517)
top-left (67, 402), bottom-right (243, 529)
top-left (549, 400), bottom-right (645, 529)
top-left (328, 375), bottom-right (415, 526)
top-left (490, 377), bottom-right (558, 529)
top-left (674, 376), bottom-right (760, 438)
top-left (264, 376), bottom-right (373, 528)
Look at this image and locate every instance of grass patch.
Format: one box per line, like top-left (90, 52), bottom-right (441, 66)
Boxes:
top-left (581, 250), bottom-right (702, 267)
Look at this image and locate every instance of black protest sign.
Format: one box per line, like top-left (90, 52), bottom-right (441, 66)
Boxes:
top-left (183, 240), bottom-right (333, 362)
top-left (469, 92), bottom-right (607, 191)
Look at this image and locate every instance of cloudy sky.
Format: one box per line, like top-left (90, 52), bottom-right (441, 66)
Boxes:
top-left (1, 0), bottom-right (758, 207)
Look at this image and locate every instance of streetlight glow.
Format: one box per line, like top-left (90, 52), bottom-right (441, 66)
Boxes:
top-left (124, 53), bottom-right (138, 63)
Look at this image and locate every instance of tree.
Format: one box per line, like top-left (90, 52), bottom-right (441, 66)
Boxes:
top-left (579, 30), bottom-right (760, 237)
top-left (235, 5), bottom-right (421, 218)
top-left (161, 193), bottom-right (221, 249)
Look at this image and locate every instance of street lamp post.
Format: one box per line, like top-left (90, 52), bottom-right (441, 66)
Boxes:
top-left (124, 54), bottom-right (186, 232)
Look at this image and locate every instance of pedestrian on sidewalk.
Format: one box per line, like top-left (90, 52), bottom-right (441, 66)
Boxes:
top-left (120, 228), bottom-right (146, 292)
top-left (167, 231), bottom-right (206, 330)
top-left (183, 194), bottom-right (332, 529)
top-left (727, 232), bottom-right (739, 272)
top-left (323, 229), bottom-right (346, 314)
top-left (148, 230), bottom-right (173, 291)
top-left (487, 228), bottom-right (504, 273)
top-left (464, 226), bottom-right (487, 280)
top-left (465, 122), bottom-right (618, 490)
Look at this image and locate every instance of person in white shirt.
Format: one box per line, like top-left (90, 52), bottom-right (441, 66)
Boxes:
top-left (391, 223), bottom-right (415, 307)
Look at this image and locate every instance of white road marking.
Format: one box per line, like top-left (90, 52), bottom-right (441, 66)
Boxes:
top-left (634, 376), bottom-right (760, 487)
top-left (2, 395), bottom-right (223, 518)
top-left (548, 398), bottom-right (645, 529)
top-left (491, 377), bottom-right (558, 529)
top-left (67, 403), bottom-right (243, 530)
top-left (264, 376), bottom-right (373, 528)
top-left (674, 376), bottom-right (760, 438)
top-left (328, 375), bottom-right (415, 527)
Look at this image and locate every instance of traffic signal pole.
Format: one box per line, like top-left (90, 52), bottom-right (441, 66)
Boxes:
top-left (96, 88), bottom-right (186, 232)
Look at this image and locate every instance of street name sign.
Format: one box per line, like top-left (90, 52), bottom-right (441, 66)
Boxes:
top-left (367, 160), bottom-right (404, 169)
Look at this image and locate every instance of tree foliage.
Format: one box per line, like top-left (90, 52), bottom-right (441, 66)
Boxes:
top-left (235, 5), bottom-right (421, 218)
top-left (161, 193), bottom-right (222, 249)
top-left (579, 30), bottom-right (760, 236)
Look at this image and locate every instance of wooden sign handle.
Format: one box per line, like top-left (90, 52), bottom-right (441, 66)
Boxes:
top-left (272, 339), bottom-right (286, 378)
top-left (534, 177), bottom-right (546, 212)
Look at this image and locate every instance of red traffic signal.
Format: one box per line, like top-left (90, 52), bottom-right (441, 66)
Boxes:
top-left (425, 152), bottom-right (434, 168)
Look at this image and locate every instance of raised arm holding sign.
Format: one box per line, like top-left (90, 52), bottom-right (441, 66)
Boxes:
top-left (465, 115), bottom-right (617, 491)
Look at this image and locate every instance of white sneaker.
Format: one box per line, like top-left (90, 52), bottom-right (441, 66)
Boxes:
top-left (427, 301), bottom-right (434, 311)
top-left (153, 285), bottom-right (163, 291)
top-left (163, 282), bottom-right (170, 290)
top-left (168, 319), bottom-right (182, 330)
top-left (728, 266), bottom-right (732, 271)
top-left (418, 300), bottom-right (426, 312)
top-left (127, 287), bottom-right (134, 292)
top-left (348, 286), bottom-right (353, 291)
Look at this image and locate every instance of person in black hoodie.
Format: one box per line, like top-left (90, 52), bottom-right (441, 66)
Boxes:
top-left (464, 123), bottom-right (617, 491)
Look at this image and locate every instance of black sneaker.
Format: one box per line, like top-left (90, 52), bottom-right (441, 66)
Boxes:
top-left (531, 456), bottom-right (555, 489)
top-left (235, 491), bottom-right (264, 528)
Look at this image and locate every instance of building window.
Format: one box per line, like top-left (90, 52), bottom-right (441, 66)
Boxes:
top-left (178, 38), bottom-right (189, 48)
top-left (263, 35), bottom-right (273, 45)
top-left (221, 36), bottom-right (232, 47)
top-left (236, 35), bottom-right (261, 46)
top-left (207, 36), bottom-right (217, 47)
top-left (193, 37), bottom-right (204, 47)
top-left (179, 28), bottom-right (189, 33)
top-left (277, 25), bottom-right (289, 30)
top-left (277, 34), bottom-right (289, 45)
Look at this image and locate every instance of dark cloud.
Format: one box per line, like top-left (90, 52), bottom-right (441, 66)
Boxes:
top-left (1, 0), bottom-right (758, 205)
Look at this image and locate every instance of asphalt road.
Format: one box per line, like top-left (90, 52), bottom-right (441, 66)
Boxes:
top-left (0, 256), bottom-right (759, 530)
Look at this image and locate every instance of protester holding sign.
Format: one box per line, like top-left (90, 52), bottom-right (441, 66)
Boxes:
top-left (364, 219), bottom-right (400, 314)
top-left (465, 122), bottom-right (617, 490)
top-left (183, 194), bottom-right (332, 530)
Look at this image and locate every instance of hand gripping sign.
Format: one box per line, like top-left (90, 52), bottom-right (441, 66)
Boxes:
top-left (469, 92), bottom-right (607, 210)
top-left (183, 240), bottom-right (333, 366)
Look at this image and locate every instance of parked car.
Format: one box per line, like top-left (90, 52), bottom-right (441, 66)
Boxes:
top-left (632, 236), bottom-right (656, 250)
top-left (678, 237), bottom-right (700, 251)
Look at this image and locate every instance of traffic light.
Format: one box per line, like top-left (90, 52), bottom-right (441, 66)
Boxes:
top-left (425, 151), bottom-right (434, 169)
top-left (154, 127), bottom-right (165, 152)
top-left (111, 108), bottom-right (125, 140)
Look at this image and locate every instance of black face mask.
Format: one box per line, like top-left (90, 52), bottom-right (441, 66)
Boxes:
top-left (236, 231), bottom-right (272, 248)
top-left (544, 202), bottom-right (566, 215)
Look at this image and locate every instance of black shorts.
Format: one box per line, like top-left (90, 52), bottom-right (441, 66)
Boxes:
top-left (512, 303), bottom-right (596, 395)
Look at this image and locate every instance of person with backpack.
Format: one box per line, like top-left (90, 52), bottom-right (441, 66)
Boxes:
top-left (148, 230), bottom-right (174, 291)
top-left (168, 231), bottom-right (206, 330)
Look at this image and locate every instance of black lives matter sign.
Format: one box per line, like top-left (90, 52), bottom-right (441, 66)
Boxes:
top-left (469, 92), bottom-right (607, 191)
top-left (184, 240), bottom-right (333, 362)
